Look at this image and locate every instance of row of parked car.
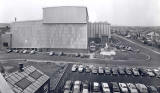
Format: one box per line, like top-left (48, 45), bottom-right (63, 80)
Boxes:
top-left (72, 64), bottom-right (160, 77)
top-left (48, 51), bottom-right (89, 58)
top-left (7, 49), bottom-right (36, 54)
top-left (6, 49), bottom-right (89, 58)
top-left (110, 38), bottom-right (140, 53)
top-left (64, 80), bottom-right (158, 93)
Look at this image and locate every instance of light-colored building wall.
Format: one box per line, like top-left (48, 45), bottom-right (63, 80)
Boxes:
top-left (43, 6), bottom-right (88, 23)
top-left (87, 22), bottom-right (111, 38)
top-left (11, 20), bottom-right (88, 49)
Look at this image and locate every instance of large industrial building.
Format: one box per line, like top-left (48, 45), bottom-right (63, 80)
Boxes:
top-left (1, 6), bottom-right (111, 51)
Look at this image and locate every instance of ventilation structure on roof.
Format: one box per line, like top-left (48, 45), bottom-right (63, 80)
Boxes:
top-left (29, 70), bottom-right (42, 80)
top-left (15, 78), bottom-right (32, 90)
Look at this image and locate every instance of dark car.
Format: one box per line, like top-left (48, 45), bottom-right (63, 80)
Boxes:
top-left (85, 66), bottom-right (91, 73)
top-left (118, 67), bottom-right (125, 75)
top-left (148, 86), bottom-right (158, 93)
top-left (111, 68), bottom-right (118, 75)
top-left (111, 82), bottom-right (120, 93)
top-left (83, 81), bottom-right (89, 90)
top-left (105, 67), bottom-right (111, 75)
top-left (125, 67), bottom-right (132, 75)
top-left (92, 67), bottom-right (98, 74)
top-left (6, 49), bottom-right (12, 53)
top-left (138, 68), bottom-right (147, 76)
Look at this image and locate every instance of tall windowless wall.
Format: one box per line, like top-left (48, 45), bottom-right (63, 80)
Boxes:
top-left (11, 20), bottom-right (87, 49)
top-left (87, 22), bottom-right (111, 38)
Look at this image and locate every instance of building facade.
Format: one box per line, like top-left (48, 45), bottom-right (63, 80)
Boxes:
top-left (10, 6), bottom-right (88, 49)
top-left (88, 22), bottom-right (111, 43)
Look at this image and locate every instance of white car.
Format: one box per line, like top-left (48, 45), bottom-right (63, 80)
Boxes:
top-left (146, 69), bottom-right (155, 77)
top-left (74, 81), bottom-right (81, 85)
top-left (119, 83), bottom-right (128, 93)
top-left (22, 50), bottom-right (28, 54)
top-left (49, 51), bottom-right (54, 56)
top-left (30, 50), bottom-right (35, 54)
top-left (72, 65), bottom-right (77, 72)
top-left (135, 83), bottom-right (148, 93)
top-left (82, 89), bottom-right (89, 93)
top-left (102, 82), bottom-right (110, 93)
top-left (78, 65), bottom-right (84, 72)
top-left (126, 83), bottom-right (138, 93)
top-left (73, 85), bottom-right (80, 93)
top-left (93, 82), bottom-right (101, 92)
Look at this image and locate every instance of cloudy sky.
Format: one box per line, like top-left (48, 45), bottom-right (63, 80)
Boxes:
top-left (0, 0), bottom-right (160, 26)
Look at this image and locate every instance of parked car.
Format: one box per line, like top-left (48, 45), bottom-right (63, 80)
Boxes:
top-left (73, 81), bottom-right (81, 93)
top-left (125, 67), bottom-right (132, 75)
top-left (82, 81), bottom-right (89, 93)
top-left (73, 85), bottom-right (81, 93)
top-left (64, 90), bottom-right (71, 93)
top-left (119, 83), bottom-right (128, 93)
top-left (99, 67), bottom-right (104, 74)
top-left (146, 69), bottom-right (155, 77)
top-left (92, 67), bottom-right (98, 74)
top-left (72, 65), bottom-right (78, 72)
top-left (148, 86), bottom-right (158, 93)
top-left (102, 82), bottom-right (110, 93)
top-left (111, 68), bottom-right (118, 75)
top-left (49, 51), bottom-right (55, 56)
top-left (126, 83), bottom-right (138, 93)
top-left (30, 50), bottom-right (36, 54)
top-left (118, 67), bottom-right (125, 75)
top-left (22, 50), bottom-right (28, 54)
top-left (64, 80), bottom-right (72, 90)
top-left (85, 66), bottom-right (91, 73)
top-left (80, 53), bottom-right (85, 58)
top-left (13, 49), bottom-right (19, 53)
top-left (153, 69), bottom-right (160, 78)
top-left (58, 51), bottom-right (64, 56)
top-left (135, 83), bottom-right (148, 93)
top-left (75, 53), bottom-right (80, 57)
top-left (92, 82), bottom-right (101, 93)
top-left (111, 82), bottom-right (120, 93)
top-left (78, 65), bottom-right (84, 72)
top-left (131, 68), bottom-right (140, 76)
top-left (138, 68), bottom-right (147, 76)
top-left (6, 49), bottom-right (12, 53)
top-left (105, 67), bottom-right (111, 75)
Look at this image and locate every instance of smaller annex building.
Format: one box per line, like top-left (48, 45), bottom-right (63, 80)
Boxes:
top-left (5, 66), bottom-right (50, 93)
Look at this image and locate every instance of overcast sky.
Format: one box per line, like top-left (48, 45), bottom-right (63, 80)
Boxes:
top-left (0, 0), bottom-right (160, 26)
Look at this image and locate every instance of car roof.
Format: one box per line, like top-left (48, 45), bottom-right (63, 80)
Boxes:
top-left (94, 82), bottom-right (99, 86)
top-left (102, 83), bottom-right (109, 87)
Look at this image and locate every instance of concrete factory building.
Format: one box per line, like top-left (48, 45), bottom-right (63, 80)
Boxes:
top-left (11, 6), bottom-right (88, 49)
top-left (1, 6), bottom-right (111, 51)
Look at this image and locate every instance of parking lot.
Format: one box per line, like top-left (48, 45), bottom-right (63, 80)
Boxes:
top-left (56, 63), bottom-right (160, 93)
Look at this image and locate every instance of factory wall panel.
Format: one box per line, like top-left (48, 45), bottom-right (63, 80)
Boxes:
top-left (43, 6), bottom-right (88, 23)
top-left (11, 21), bottom-right (87, 49)
top-left (87, 22), bottom-right (111, 38)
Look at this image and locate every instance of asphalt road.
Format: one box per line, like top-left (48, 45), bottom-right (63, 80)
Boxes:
top-left (113, 34), bottom-right (160, 66)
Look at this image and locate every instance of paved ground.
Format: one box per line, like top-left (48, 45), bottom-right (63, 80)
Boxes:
top-left (56, 63), bottom-right (160, 93)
